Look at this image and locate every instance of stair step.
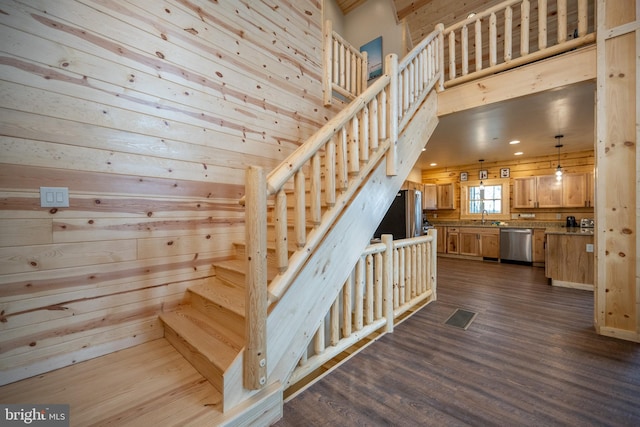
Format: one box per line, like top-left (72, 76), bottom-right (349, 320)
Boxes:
top-left (233, 242), bottom-right (297, 261)
top-left (214, 258), bottom-right (279, 287)
top-left (188, 279), bottom-right (245, 339)
top-left (160, 306), bottom-right (243, 394)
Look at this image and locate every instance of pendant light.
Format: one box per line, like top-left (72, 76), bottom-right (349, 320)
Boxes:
top-left (478, 159), bottom-right (485, 190)
top-left (555, 135), bottom-right (564, 181)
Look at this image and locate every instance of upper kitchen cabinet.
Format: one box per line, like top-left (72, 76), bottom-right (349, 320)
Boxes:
top-left (536, 175), bottom-right (563, 208)
top-left (513, 175), bottom-right (580, 208)
top-left (423, 184), bottom-right (437, 210)
top-left (421, 182), bottom-right (454, 210)
top-left (436, 183), bottom-right (455, 210)
top-left (562, 173), bottom-right (590, 207)
top-left (513, 177), bottom-right (536, 208)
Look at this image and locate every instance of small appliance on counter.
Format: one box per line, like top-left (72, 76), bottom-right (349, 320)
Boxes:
top-left (580, 218), bottom-right (594, 228)
top-left (422, 211), bottom-right (434, 234)
top-left (566, 216), bottom-right (578, 228)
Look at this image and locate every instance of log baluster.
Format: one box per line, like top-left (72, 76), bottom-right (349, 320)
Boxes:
top-left (275, 189), bottom-right (288, 273)
top-left (294, 169), bottom-right (306, 248)
top-left (505, 6), bottom-right (513, 62)
top-left (538, 0), bottom-right (547, 50)
top-left (558, 0), bottom-right (567, 43)
top-left (521, 0), bottom-right (530, 56)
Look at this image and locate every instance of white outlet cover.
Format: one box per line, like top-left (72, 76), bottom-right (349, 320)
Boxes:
top-left (586, 243), bottom-right (594, 253)
top-left (40, 187), bottom-right (69, 208)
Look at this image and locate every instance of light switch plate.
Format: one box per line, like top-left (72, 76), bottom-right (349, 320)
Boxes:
top-left (40, 187), bottom-right (69, 208)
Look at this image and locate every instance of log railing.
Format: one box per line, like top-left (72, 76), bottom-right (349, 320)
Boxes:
top-left (442, 0), bottom-right (595, 87)
top-left (243, 29), bottom-right (443, 389)
top-left (286, 231), bottom-right (437, 388)
top-left (323, 20), bottom-right (368, 106)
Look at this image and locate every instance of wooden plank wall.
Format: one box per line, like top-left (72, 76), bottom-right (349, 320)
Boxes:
top-left (595, 0), bottom-right (639, 342)
top-left (0, 0), bottom-right (331, 385)
top-left (421, 150), bottom-right (595, 222)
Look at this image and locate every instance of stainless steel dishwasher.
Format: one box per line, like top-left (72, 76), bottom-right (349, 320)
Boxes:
top-left (500, 228), bottom-right (533, 265)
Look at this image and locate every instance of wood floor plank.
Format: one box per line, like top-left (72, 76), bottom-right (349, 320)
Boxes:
top-left (0, 339), bottom-right (222, 426)
top-left (276, 258), bottom-right (640, 426)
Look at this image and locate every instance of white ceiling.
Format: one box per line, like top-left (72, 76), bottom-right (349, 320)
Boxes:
top-left (414, 80), bottom-right (596, 170)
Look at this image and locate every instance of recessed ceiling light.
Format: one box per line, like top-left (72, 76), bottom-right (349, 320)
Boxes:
top-left (430, 163), bottom-right (437, 167)
top-left (509, 140), bottom-right (520, 145)
top-left (421, 147), bottom-right (426, 151)
top-left (514, 151), bottom-right (524, 156)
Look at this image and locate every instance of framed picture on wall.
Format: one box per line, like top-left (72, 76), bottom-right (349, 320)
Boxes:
top-left (500, 168), bottom-right (510, 178)
top-left (460, 172), bottom-right (468, 181)
top-left (479, 170), bottom-right (488, 180)
top-left (360, 36), bottom-right (383, 81)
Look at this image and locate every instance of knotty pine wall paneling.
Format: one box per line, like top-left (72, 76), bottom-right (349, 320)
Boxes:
top-left (0, 0), bottom-right (333, 385)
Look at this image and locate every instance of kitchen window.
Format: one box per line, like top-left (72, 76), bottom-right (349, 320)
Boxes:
top-left (469, 185), bottom-right (502, 214)
top-left (460, 178), bottom-right (510, 220)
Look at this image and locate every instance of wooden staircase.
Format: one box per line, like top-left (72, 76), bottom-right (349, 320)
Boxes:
top-left (159, 196), bottom-right (325, 421)
top-left (158, 25), bottom-right (442, 424)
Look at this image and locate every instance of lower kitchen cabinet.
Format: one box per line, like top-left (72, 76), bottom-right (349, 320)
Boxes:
top-left (533, 229), bottom-right (546, 265)
top-left (545, 232), bottom-right (594, 289)
top-left (435, 226), bottom-right (446, 253)
top-left (447, 227), bottom-right (499, 258)
top-left (446, 228), bottom-right (459, 254)
top-left (480, 231), bottom-right (500, 259)
top-left (459, 229), bottom-right (481, 256)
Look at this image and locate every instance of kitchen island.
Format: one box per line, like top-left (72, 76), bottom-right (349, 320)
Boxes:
top-left (544, 227), bottom-right (594, 290)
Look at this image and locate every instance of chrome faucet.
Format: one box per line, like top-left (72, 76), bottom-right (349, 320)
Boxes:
top-left (481, 209), bottom-right (488, 225)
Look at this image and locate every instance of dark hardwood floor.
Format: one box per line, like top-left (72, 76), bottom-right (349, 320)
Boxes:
top-left (275, 257), bottom-right (640, 426)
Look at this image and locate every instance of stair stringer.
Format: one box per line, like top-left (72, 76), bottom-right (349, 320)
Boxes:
top-left (265, 90), bottom-right (439, 385)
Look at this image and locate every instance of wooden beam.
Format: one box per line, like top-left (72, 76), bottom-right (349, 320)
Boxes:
top-left (438, 44), bottom-right (596, 116)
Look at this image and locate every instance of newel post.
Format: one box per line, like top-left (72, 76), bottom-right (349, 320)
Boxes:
top-left (385, 53), bottom-right (398, 176)
top-left (323, 20), bottom-right (333, 106)
top-left (428, 228), bottom-right (438, 300)
top-left (244, 166), bottom-right (268, 390)
top-left (382, 234), bottom-right (394, 332)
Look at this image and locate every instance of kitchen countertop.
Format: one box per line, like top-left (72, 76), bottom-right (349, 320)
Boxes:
top-left (428, 221), bottom-right (564, 229)
top-left (428, 222), bottom-right (595, 235)
top-left (544, 226), bottom-right (594, 236)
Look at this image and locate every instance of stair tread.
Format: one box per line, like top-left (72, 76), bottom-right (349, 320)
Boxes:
top-left (215, 258), bottom-right (279, 281)
top-left (160, 307), bottom-right (243, 371)
top-left (190, 279), bottom-right (245, 318)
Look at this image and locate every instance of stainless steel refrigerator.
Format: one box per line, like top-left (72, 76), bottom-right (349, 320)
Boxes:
top-left (373, 189), bottom-right (423, 240)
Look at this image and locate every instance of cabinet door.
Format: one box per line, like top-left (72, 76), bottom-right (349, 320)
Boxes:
top-left (480, 232), bottom-right (500, 258)
top-left (436, 183), bottom-right (454, 210)
top-left (513, 177), bottom-right (536, 208)
top-left (446, 230), bottom-right (459, 254)
top-left (536, 175), bottom-right (563, 208)
top-left (533, 229), bottom-right (546, 263)
top-left (562, 174), bottom-right (588, 207)
top-left (459, 231), bottom-right (480, 256)
top-left (423, 184), bottom-right (437, 210)
top-left (435, 226), bottom-right (446, 253)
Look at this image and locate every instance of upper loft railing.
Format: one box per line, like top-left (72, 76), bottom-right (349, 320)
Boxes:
top-left (442, 0), bottom-right (595, 87)
top-left (323, 20), bottom-right (369, 106)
